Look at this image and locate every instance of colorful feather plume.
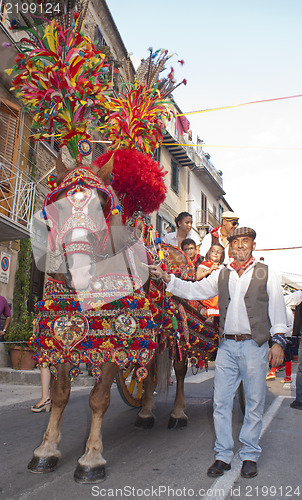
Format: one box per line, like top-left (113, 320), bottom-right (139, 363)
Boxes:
top-left (5, 0), bottom-right (111, 163)
top-left (100, 81), bottom-right (171, 155)
top-left (94, 48), bottom-right (186, 218)
top-left (100, 48), bottom-right (187, 156)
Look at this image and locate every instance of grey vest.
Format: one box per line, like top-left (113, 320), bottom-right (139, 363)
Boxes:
top-left (218, 262), bottom-right (271, 346)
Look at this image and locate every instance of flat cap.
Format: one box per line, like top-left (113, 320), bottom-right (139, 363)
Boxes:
top-left (222, 211), bottom-right (239, 219)
top-left (227, 226), bottom-right (256, 242)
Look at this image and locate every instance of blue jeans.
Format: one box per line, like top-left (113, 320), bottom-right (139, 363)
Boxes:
top-left (295, 339), bottom-right (302, 402)
top-left (213, 338), bottom-right (269, 463)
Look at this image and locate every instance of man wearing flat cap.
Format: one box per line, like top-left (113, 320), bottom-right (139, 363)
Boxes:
top-left (150, 227), bottom-right (287, 479)
top-left (199, 210), bottom-right (239, 264)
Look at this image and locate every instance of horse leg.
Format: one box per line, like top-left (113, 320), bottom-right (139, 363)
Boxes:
top-left (135, 359), bottom-right (156, 429)
top-left (28, 364), bottom-right (71, 473)
top-left (168, 358), bottom-right (188, 429)
top-left (74, 363), bottom-right (117, 483)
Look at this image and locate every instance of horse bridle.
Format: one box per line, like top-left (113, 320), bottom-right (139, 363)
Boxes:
top-left (42, 168), bottom-right (115, 257)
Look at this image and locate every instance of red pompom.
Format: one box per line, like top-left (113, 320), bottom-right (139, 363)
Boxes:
top-left (94, 149), bottom-right (167, 220)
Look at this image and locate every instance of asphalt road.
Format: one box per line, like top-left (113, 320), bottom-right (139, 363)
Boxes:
top-left (0, 364), bottom-right (301, 500)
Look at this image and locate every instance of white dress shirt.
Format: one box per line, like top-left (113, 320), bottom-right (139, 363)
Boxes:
top-left (166, 260), bottom-right (287, 337)
top-left (284, 290), bottom-right (302, 308)
top-left (284, 290), bottom-right (302, 337)
top-left (162, 230), bottom-right (199, 247)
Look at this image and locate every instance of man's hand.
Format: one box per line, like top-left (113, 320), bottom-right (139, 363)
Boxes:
top-left (148, 265), bottom-right (171, 283)
top-left (268, 343), bottom-right (284, 367)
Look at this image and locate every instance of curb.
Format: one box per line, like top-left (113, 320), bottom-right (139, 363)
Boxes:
top-left (0, 366), bottom-right (95, 386)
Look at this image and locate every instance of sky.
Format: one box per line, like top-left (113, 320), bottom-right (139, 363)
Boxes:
top-left (107, 0), bottom-right (302, 284)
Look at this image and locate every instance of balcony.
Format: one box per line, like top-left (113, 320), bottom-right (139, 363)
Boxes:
top-left (196, 208), bottom-right (220, 229)
top-left (162, 114), bottom-right (225, 198)
top-left (0, 153), bottom-right (36, 240)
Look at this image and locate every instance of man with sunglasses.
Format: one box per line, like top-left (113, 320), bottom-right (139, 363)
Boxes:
top-left (199, 211), bottom-right (239, 264)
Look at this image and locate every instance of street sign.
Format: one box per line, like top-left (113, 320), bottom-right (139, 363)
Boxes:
top-left (0, 252), bottom-right (11, 283)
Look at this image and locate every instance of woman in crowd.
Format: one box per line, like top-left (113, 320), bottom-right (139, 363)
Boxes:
top-left (162, 212), bottom-right (199, 249)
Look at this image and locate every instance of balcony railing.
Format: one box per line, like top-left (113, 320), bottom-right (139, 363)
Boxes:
top-left (0, 153), bottom-right (36, 234)
top-left (165, 114), bottom-right (223, 188)
top-left (196, 208), bottom-right (220, 229)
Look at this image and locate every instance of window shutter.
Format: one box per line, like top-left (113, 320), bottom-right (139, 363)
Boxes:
top-left (0, 100), bottom-right (20, 166)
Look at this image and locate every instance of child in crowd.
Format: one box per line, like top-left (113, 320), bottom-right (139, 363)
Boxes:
top-left (196, 244), bottom-right (225, 317)
top-left (196, 244), bottom-right (225, 280)
top-left (181, 238), bottom-right (203, 274)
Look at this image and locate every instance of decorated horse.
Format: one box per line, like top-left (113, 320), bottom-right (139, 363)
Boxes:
top-left (4, 0), bottom-right (218, 483)
top-left (28, 153), bottom-right (218, 483)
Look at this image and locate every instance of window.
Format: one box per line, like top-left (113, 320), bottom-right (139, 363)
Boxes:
top-left (201, 191), bottom-right (207, 223)
top-left (171, 160), bottom-right (179, 194)
top-left (95, 27), bottom-right (107, 49)
top-left (156, 214), bottom-right (163, 235)
top-left (92, 142), bottom-right (106, 161)
top-left (0, 99), bottom-right (21, 166)
top-left (156, 214), bottom-right (174, 237)
top-left (219, 204), bottom-right (223, 223)
top-left (154, 147), bottom-right (161, 163)
top-left (0, 99), bottom-right (21, 217)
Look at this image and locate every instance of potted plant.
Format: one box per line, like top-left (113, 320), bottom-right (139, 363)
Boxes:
top-left (6, 239), bottom-right (37, 370)
top-left (6, 310), bottom-right (36, 370)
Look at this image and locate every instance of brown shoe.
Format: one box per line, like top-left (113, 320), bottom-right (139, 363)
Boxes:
top-left (241, 460), bottom-right (258, 478)
top-left (290, 400), bottom-right (302, 409)
top-left (207, 459), bottom-right (231, 477)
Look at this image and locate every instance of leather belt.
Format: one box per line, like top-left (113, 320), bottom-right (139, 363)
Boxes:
top-left (223, 334), bottom-right (251, 342)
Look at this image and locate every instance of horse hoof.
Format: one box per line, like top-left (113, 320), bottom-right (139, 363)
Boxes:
top-left (168, 416), bottom-right (188, 429)
top-left (135, 415), bottom-right (155, 429)
top-left (74, 464), bottom-right (106, 484)
top-left (27, 456), bottom-right (59, 473)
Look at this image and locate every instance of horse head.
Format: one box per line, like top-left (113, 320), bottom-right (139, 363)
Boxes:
top-left (42, 156), bottom-right (122, 290)
top-left (36, 155), bottom-right (149, 295)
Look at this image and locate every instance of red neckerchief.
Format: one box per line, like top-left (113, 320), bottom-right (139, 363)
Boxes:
top-left (193, 254), bottom-right (202, 266)
top-left (210, 226), bottom-right (221, 239)
top-left (230, 255), bottom-right (255, 273)
top-left (199, 259), bottom-right (213, 269)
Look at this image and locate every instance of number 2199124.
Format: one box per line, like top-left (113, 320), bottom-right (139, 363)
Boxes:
top-left (244, 485), bottom-right (300, 497)
top-left (4, 2), bottom-right (61, 15)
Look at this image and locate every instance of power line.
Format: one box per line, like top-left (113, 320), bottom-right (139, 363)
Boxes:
top-left (254, 246), bottom-right (302, 251)
top-left (176, 93), bottom-right (302, 117)
top-left (163, 143), bottom-right (302, 150)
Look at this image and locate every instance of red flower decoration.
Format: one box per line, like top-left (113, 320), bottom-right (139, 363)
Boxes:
top-left (94, 149), bottom-right (167, 220)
